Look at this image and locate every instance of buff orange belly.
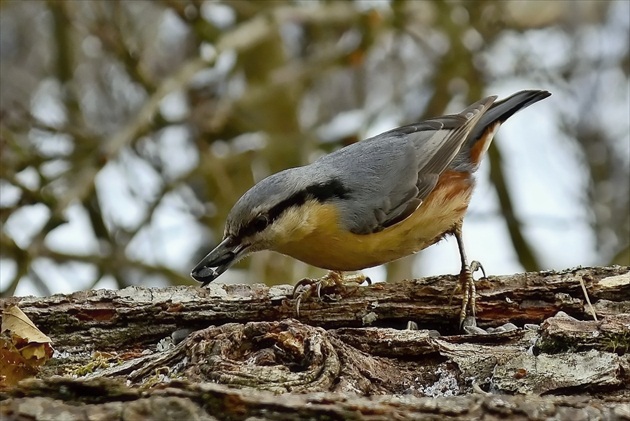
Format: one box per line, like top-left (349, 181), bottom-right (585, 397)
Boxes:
top-left (272, 172), bottom-right (474, 271)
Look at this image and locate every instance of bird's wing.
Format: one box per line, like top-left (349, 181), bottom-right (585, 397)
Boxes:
top-left (330, 96), bottom-right (496, 235)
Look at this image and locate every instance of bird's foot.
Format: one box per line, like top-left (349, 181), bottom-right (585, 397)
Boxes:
top-left (293, 271), bottom-right (370, 317)
top-left (458, 260), bottom-right (486, 329)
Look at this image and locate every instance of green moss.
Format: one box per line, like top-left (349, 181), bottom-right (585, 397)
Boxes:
top-left (602, 331), bottom-right (630, 355)
top-left (535, 336), bottom-right (579, 354)
top-left (70, 352), bottom-right (122, 377)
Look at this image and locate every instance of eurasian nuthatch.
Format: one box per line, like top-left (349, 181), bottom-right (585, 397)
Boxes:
top-left (191, 90), bottom-right (551, 324)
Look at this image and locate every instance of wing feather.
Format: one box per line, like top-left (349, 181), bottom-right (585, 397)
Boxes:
top-left (316, 96), bottom-right (496, 235)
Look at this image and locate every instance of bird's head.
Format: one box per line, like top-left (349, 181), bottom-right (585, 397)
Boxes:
top-left (190, 167), bottom-right (349, 285)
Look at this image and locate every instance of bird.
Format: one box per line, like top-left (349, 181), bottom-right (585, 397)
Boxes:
top-left (191, 90), bottom-right (551, 326)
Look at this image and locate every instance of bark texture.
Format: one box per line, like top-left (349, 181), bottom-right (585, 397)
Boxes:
top-left (1, 266), bottom-right (629, 420)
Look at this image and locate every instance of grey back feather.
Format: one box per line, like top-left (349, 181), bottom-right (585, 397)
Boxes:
top-left (311, 95), bottom-right (496, 234)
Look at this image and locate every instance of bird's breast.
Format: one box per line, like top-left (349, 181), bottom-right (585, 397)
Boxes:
top-left (272, 171), bottom-right (474, 271)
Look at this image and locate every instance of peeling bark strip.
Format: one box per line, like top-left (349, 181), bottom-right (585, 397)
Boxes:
top-left (0, 266), bottom-right (628, 420)
top-left (3, 266), bottom-right (628, 351)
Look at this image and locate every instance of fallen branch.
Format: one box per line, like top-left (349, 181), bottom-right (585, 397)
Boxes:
top-left (1, 266), bottom-right (628, 420)
top-left (5, 266), bottom-right (628, 350)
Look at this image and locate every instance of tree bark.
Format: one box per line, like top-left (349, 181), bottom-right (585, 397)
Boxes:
top-left (1, 266), bottom-right (629, 420)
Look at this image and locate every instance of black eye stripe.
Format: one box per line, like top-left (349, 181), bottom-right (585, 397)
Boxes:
top-left (237, 216), bottom-right (265, 239)
top-left (234, 179), bottom-right (350, 240)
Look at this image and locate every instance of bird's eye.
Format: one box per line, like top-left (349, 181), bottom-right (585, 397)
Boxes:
top-left (253, 215), bottom-right (268, 232)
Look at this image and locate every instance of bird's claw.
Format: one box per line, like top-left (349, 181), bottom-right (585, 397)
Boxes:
top-left (458, 260), bottom-right (486, 329)
top-left (470, 260), bottom-right (486, 278)
top-left (292, 277), bottom-right (325, 300)
top-left (292, 272), bottom-right (369, 317)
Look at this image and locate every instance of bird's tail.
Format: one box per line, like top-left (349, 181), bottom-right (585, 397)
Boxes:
top-left (455, 90), bottom-right (551, 171)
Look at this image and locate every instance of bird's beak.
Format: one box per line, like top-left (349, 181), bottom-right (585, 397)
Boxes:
top-left (190, 237), bottom-right (248, 286)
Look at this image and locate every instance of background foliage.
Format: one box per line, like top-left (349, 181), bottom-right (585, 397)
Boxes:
top-left (1, 0), bottom-right (628, 296)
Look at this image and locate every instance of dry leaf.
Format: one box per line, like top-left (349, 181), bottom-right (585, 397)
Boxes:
top-left (0, 305), bottom-right (53, 385)
top-left (0, 336), bottom-right (38, 388)
top-left (2, 305), bottom-right (52, 344)
top-left (20, 342), bottom-right (52, 363)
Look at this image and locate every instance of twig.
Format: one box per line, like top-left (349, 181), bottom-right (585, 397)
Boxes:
top-left (580, 277), bottom-right (598, 321)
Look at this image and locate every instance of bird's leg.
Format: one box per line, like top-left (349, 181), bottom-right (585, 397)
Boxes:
top-left (293, 271), bottom-right (370, 317)
top-left (453, 225), bottom-right (486, 328)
